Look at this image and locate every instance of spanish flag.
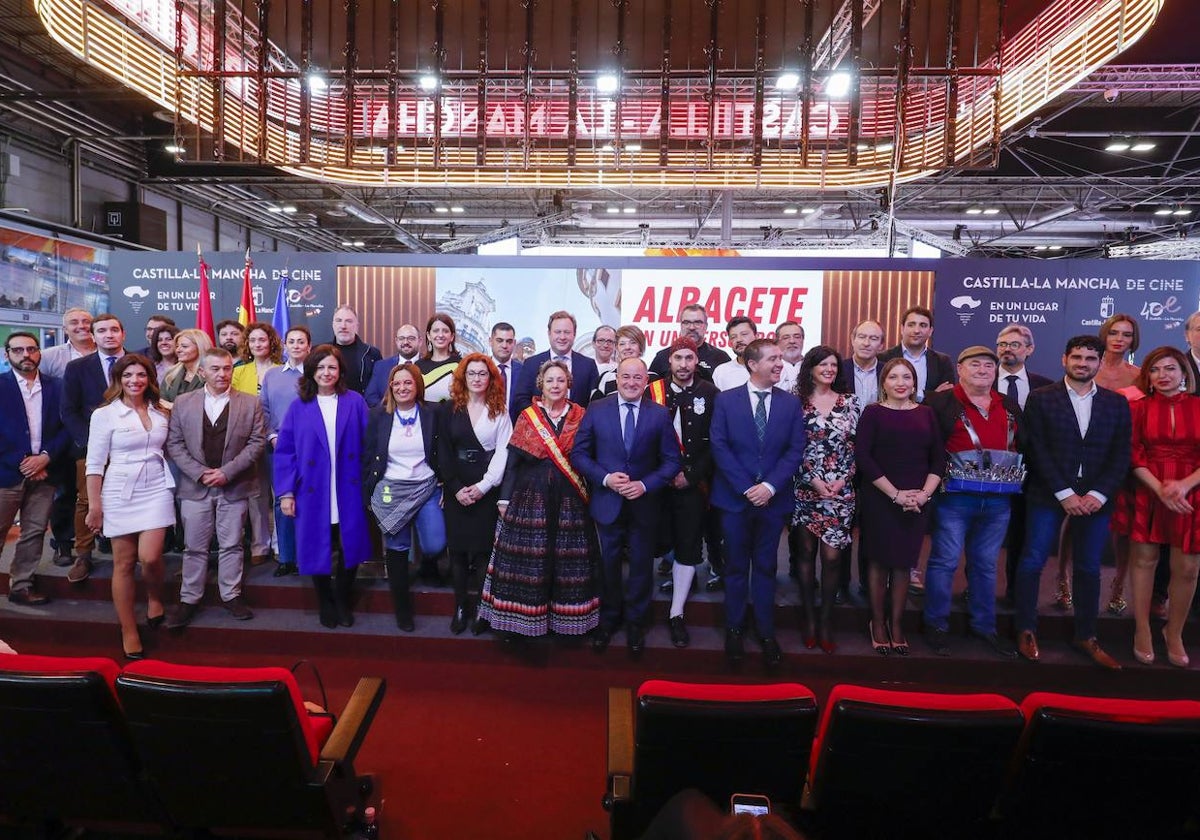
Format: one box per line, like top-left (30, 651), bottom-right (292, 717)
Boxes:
top-left (238, 248), bottom-right (256, 326)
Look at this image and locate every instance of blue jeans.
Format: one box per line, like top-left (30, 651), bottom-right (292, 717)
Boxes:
top-left (924, 493), bottom-right (1011, 635)
top-left (1015, 501), bottom-right (1109, 640)
top-left (383, 493), bottom-right (447, 555)
top-left (274, 496), bottom-right (296, 565)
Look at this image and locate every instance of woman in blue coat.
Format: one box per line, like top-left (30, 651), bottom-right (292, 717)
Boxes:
top-left (274, 344), bottom-right (371, 628)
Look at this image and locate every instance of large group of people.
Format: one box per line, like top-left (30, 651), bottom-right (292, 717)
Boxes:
top-left (3, 298), bottom-right (1199, 671)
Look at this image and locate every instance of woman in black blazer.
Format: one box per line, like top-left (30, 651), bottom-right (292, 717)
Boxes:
top-left (363, 362), bottom-right (444, 631)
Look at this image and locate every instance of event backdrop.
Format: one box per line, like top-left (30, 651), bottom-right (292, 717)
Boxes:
top-left (933, 258), bottom-right (1200, 379)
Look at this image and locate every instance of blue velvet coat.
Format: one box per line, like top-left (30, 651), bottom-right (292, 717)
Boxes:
top-left (273, 390), bottom-right (371, 574)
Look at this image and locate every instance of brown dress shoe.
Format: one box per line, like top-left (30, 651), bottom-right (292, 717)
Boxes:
top-left (1074, 638), bottom-right (1121, 670)
top-left (7, 588), bottom-right (49, 606)
top-left (1017, 630), bottom-right (1040, 662)
top-left (249, 554), bottom-right (272, 566)
top-left (66, 554), bottom-right (92, 584)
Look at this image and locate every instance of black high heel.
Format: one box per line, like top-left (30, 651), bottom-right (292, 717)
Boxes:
top-left (146, 611), bottom-right (166, 630)
top-left (869, 621), bottom-right (890, 656)
top-left (887, 621), bottom-right (910, 656)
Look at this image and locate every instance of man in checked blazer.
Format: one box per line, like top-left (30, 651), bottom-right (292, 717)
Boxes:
top-left (709, 338), bottom-right (806, 668)
top-left (165, 347), bottom-right (266, 628)
top-left (572, 357), bottom-right (681, 656)
top-left (1013, 335), bottom-right (1131, 669)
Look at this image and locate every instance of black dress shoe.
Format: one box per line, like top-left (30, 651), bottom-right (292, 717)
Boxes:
top-left (470, 616), bottom-right (489, 636)
top-left (273, 562), bottom-right (298, 577)
top-left (592, 625), bottom-right (613, 652)
top-left (395, 610), bottom-right (415, 632)
top-left (7, 588), bottom-right (49, 606)
top-left (668, 616), bottom-right (690, 648)
top-left (627, 623), bottom-right (645, 655)
top-left (658, 579), bottom-right (674, 593)
top-left (725, 628), bottom-right (745, 662)
top-left (450, 604), bottom-right (468, 635)
top-left (706, 575), bottom-right (724, 593)
top-left (145, 611), bottom-right (166, 630)
top-left (760, 636), bottom-right (783, 668)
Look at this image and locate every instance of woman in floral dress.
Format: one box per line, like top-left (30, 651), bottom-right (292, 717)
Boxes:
top-left (792, 345), bottom-right (858, 653)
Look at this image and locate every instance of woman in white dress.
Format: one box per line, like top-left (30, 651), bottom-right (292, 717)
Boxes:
top-left (437, 354), bottom-right (513, 633)
top-left (84, 354), bottom-right (175, 659)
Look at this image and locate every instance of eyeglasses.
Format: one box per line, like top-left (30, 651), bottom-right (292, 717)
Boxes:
top-left (6, 346), bottom-right (39, 355)
top-left (996, 341), bottom-right (1028, 350)
top-left (680, 319), bottom-right (707, 327)
top-left (465, 370), bottom-right (490, 378)
top-left (593, 338), bottom-right (616, 346)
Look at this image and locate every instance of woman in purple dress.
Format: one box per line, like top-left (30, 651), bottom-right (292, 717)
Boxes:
top-left (856, 358), bottom-right (944, 655)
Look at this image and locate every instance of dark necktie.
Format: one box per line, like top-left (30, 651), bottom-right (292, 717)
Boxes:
top-left (499, 363), bottom-right (508, 391)
top-left (104, 354), bottom-right (117, 384)
top-left (1005, 374), bottom-right (1019, 403)
top-left (622, 402), bottom-right (636, 454)
top-left (754, 390), bottom-right (769, 443)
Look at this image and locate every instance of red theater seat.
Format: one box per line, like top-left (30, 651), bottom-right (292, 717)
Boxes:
top-left (116, 659), bottom-right (385, 839)
top-left (604, 680), bottom-right (818, 840)
top-left (806, 684), bottom-right (1024, 837)
top-left (0, 654), bottom-right (167, 834)
top-left (1004, 692), bottom-right (1200, 839)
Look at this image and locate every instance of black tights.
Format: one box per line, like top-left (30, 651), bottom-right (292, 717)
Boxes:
top-left (868, 563), bottom-right (909, 645)
top-left (791, 528), bottom-right (841, 643)
top-left (450, 551), bottom-right (487, 606)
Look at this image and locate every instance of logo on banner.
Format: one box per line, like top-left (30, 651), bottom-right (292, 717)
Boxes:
top-left (123, 285), bottom-right (150, 314)
top-left (950, 295), bottom-right (983, 325)
top-left (1100, 296), bottom-right (1115, 318)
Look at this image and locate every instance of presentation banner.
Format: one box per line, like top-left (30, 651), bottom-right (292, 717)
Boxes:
top-left (107, 251), bottom-right (340, 339)
top-left (934, 259), bottom-right (1200, 379)
top-left (433, 264), bottom-right (824, 359)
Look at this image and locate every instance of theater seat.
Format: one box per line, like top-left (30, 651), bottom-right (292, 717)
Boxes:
top-left (806, 684), bottom-right (1024, 837)
top-left (0, 654), bottom-right (167, 834)
top-left (1004, 692), bottom-right (1200, 839)
top-left (604, 680), bottom-right (818, 840)
top-left (116, 660), bottom-right (386, 839)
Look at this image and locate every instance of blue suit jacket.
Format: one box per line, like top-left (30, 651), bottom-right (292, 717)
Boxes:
top-left (1020, 381), bottom-right (1132, 511)
top-left (0, 372), bottom-right (71, 487)
top-left (498, 357), bottom-right (523, 415)
top-left (709, 385), bottom-right (806, 516)
top-left (571, 394), bottom-right (681, 525)
top-left (61, 352), bottom-right (115, 457)
top-left (363, 355), bottom-right (423, 408)
top-left (512, 350), bottom-right (600, 418)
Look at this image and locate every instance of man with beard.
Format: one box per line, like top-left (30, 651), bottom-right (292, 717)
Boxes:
top-left (364, 323), bottom-right (421, 407)
top-left (1014, 335), bottom-right (1131, 670)
top-left (215, 320), bottom-right (246, 359)
top-left (711, 317), bottom-right (759, 391)
top-left (326, 305), bottom-right (382, 395)
top-left (649, 303), bottom-right (730, 382)
top-left (646, 337), bottom-right (720, 647)
top-left (775, 321), bottom-right (805, 394)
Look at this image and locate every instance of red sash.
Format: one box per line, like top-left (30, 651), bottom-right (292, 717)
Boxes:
top-left (512, 401), bottom-right (590, 502)
top-left (647, 379), bottom-right (669, 406)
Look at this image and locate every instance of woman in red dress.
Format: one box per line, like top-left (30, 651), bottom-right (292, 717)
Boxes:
top-left (1119, 347), bottom-right (1200, 668)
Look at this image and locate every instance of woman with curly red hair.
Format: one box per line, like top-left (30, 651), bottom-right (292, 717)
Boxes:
top-left (437, 353), bottom-right (513, 633)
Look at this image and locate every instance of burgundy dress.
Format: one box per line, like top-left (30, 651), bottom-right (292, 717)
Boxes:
top-left (855, 403), bottom-right (945, 569)
top-left (1111, 391), bottom-right (1200, 552)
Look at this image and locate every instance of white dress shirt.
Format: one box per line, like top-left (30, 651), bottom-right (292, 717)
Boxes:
top-left (712, 360), bottom-right (750, 391)
top-left (17, 373), bottom-right (43, 454)
top-left (1056, 379), bottom-right (1107, 505)
top-left (902, 346), bottom-right (930, 402)
top-left (778, 359), bottom-right (803, 395)
top-left (852, 358), bottom-right (880, 406)
top-left (203, 387), bottom-right (231, 425)
top-left (999, 366), bottom-right (1031, 409)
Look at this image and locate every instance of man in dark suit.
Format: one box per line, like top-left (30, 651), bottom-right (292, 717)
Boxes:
top-left (488, 321), bottom-right (523, 415)
top-left (0, 332), bottom-right (71, 605)
top-left (878, 305), bottom-right (953, 402)
top-left (1014, 335), bottom-right (1131, 670)
top-left (1185, 311), bottom-right (1200, 396)
top-left (648, 303), bottom-right (731, 382)
top-left (710, 338), bottom-right (806, 667)
top-left (61, 312), bottom-right (126, 583)
top-left (131, 313), bottom-right (176, 357)
top-left (165, 347), bottom-right (267, 628)
top-left (572, 357), bottom-right (681, 655)
top-left (512, 310), bottom-right (600, 416)
top-left (996, 323), bottom-right (1055, 604)
top-left (363, 323), bottom-right (421, 407)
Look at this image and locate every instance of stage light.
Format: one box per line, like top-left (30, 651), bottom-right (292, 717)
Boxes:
top-left (625, 143), bottom-right (642, 152)
top-left (306, 72), bottom-right (327, 91)
top-left (783, 207), bottom-right (798, 215)
top-left (595, 72), bottom-right (620, 94)
top-left (419, 74), bottom-right (439, 92)
top-left (1131, 141), bottom-right (1156, 151)
top-left (774, 71), bottom-right (800, 91)
top-left (163, 143), bottom-right (184, 154)
top-left (1105, 137), bottom-right (1131, 152)
top-left (826, 71), bottom-right (852, 98)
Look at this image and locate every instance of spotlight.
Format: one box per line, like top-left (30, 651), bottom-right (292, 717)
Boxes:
top-left (306, 72), bottom-right (327, 91)
top-left (595, 72), bottom-right (620, 94)
top-left (1105, 137), bottom-right (1131, 152)
top-left (774, 71), bottom-right (800, 91)
top-left (825, 71), bottom-right (852, 98)
top-left (419, 74), bottom-right (439, 92)
top-left (163, 143), bottom-right (184, 154)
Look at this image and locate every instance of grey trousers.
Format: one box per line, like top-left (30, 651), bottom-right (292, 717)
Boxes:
top-left (179, 495), bottom-right (249, 604)
top-left (0, 479), bottom-right (54, 592)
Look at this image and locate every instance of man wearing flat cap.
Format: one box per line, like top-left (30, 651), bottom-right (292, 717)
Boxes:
top-left (921, 345), bottom-right (1022, 659)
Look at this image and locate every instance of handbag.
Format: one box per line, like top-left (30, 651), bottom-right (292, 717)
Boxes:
top-left (944, 409), bottom-right (1025, 494)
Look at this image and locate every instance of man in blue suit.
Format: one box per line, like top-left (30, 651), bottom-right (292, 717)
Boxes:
top-left (512, 310), bottom-right (600, 417)
top-left (363, 323), bottom-right (421, 408)
top-left (572, 357), bottom-right (681, 655)
top-left (1014, 335), bottom-right (1131, 670)
top-left (0, 332), bottom-right (71, 605)
top-left (61, 313), bottom-right (126, 584)
top-left (488, 321), bottom-right (523, 415)
top-left (710, 338), bottom-right (806, 667)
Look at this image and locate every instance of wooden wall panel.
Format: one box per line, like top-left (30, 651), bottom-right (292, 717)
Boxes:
top-left (821, 270), bottom-right (936, 357)
top-left (338, 266), bottom-right (437, 351)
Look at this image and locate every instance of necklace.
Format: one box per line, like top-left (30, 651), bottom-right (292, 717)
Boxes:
top-left (395, 408), bottom-right (418, 437)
